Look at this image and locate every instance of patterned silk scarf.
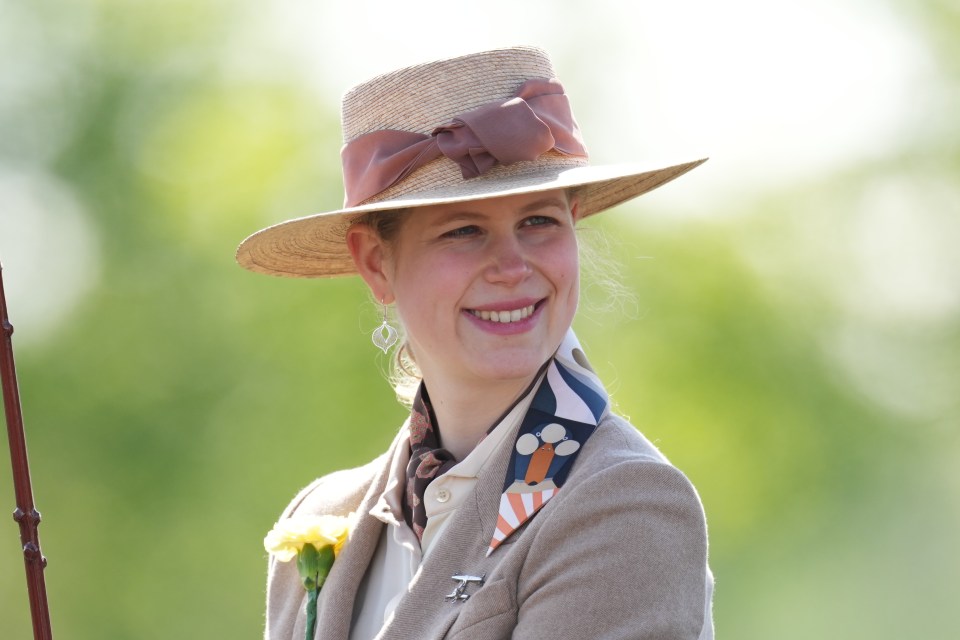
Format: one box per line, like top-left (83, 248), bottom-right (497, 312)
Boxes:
top-left (403, 386), bottom-right (457, 541)
top-left (401, 330), bottom-right (609, 550)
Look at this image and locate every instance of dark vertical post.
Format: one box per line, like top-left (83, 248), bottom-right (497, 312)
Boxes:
top-left (0, 262), bottom-right (54, 640)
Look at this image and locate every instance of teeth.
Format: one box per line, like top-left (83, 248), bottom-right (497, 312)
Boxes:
top-left (470, 304), bottom-right (535, 323)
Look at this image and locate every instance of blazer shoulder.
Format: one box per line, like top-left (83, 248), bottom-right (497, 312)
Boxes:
top-left (278, 453), bottom-right (388, 520)
top-left (585, 412), bottom-right (674, 465)
top-left (567, 412), bottom-right (707, 526)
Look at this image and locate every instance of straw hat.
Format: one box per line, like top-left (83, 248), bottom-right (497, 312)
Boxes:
top-left (236, 46), bottom-right (706, 278)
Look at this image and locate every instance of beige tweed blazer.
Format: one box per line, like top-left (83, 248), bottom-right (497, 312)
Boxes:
top-left (265, 413), bottom-right (714, 640)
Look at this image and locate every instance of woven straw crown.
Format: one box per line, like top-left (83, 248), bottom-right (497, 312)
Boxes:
top-left (236, 46), bottom-right (706, 278)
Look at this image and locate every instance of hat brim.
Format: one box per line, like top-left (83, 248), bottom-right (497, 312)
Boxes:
top-left (236, 158), bottom-right (707, 278)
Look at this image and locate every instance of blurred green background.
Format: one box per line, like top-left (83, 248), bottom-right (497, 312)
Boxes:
top-left (1, 0), bottom-right (958, 638)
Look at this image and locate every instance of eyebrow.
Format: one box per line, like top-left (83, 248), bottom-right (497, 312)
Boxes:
top-left (518, 197), bottom-right (568, 214)
top-left (432, 197), bottom-right (569, 226)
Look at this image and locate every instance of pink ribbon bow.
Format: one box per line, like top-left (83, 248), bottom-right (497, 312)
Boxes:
top-left (340, 78), bottom-right (588, 207)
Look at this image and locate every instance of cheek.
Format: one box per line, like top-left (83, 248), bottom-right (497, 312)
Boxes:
top-left (565, 272), bottom-right (581, 313)
top-left (394, 254), bottom-right (464, 301)
top-left (559, 249), bottom-right (582, 315)
top-left (391, 256), bottom-right (466, 334)
top-left (552, 240), bottom-right (581, 293)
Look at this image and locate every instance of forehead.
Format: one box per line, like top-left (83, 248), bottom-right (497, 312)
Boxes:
top-left (410, 189), bottom-right (572, 223)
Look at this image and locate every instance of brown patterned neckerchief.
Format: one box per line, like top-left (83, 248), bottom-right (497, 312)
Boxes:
top-left (402, 385), bottom-right (456, 541)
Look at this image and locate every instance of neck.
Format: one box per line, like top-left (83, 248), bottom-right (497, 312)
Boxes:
top-left (419, 374), bottom-right (537, 461)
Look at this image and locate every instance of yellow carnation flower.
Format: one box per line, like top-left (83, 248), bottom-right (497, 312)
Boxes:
top-left (264, 513), bottom-right (355, 562)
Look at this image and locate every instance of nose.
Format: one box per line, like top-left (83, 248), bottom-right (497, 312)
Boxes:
top-left (485, 235), bottom-right (532, 285)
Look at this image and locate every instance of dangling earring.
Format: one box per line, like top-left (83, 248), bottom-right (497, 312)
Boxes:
top-left (371, 297), bottom-right (398, 353)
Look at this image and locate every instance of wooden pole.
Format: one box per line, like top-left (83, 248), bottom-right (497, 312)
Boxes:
top-left (0, 262), bottom-right (54, 640)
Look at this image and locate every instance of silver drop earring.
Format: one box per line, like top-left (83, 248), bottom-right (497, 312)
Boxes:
top-left (372, 297), bottom-right (399, 353)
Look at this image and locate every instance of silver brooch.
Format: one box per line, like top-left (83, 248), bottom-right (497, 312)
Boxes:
top-left (445, 573), bottom-right (485, 602)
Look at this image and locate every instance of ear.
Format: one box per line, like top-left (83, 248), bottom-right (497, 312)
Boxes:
top-left (346, 223), bottom-right (395, 304)
top-left (569, 194), bottom-right (582, 222)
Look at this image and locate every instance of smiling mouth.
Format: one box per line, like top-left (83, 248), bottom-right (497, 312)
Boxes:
top-left (467, 303), bottom-right (537, 323)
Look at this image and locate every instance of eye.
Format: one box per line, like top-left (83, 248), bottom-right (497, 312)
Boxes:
top-left (521, 214), bottom-right (560, 228)
top-left (440, 225), bottom-right (481, 239)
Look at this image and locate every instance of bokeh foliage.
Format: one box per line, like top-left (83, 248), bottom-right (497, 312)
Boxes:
top-left (2, 1), bottom-right (958, 638)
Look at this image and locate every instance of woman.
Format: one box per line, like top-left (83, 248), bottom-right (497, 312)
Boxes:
top-left (238, 46), bottom-right (714, 640)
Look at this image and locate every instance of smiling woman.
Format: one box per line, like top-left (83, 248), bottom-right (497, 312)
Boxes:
top-left (238, 46), bottom-right (713, 640)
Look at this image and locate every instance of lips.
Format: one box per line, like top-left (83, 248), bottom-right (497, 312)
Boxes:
top-left (467, 303), bottom-right (537, 324)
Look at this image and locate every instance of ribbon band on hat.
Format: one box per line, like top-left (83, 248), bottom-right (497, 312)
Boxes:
top-left (340, 78), bottom-right (588, 207)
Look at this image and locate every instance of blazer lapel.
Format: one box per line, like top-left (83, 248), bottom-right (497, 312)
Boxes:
top-left (313, 433), bottom-right (405, 640)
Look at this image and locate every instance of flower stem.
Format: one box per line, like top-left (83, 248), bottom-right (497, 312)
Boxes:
top-left (304, 585), bottom-right (319, 640)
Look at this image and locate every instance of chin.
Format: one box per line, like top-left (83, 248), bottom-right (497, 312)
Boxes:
top-left (469, 352), bottom-right (550, 383)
